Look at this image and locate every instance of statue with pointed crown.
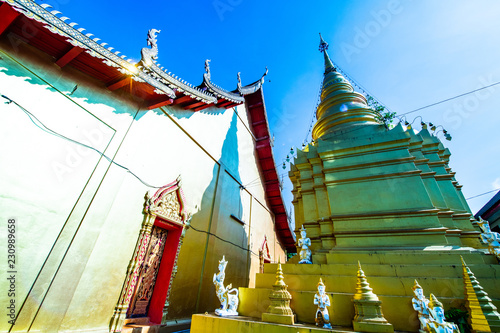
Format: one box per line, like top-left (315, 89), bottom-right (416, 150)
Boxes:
top-left (411, 280), bottom-right (431, 332)
top-left (314, 278), bottom-right (332, 328)
top-left (298, 225), bottom-right (312, 264)
top-left (213, 255), bottom-right (239, 316)
top-left (426, 294), bottom-right (460, 333)
top-left (477, 218), bottom-right (500, 261)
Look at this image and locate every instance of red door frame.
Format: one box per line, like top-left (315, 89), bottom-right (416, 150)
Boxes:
top-left (147, 217), bottom-right (183, 324)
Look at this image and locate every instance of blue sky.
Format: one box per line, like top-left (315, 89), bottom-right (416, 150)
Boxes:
top-left (43, 0), bottom-right (500, 215)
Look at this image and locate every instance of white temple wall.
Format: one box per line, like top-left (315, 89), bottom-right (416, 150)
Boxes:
top-left (0, 38), bottom-right (286, 332)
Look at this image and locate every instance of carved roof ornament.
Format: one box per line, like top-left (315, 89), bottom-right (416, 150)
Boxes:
top-left (141, 29), bottom-right (161, 68)
top-left (201, 60), bottom-right (245, 103)
top-left (237, 67), bottom-right (268, 96)
top-left (205, 59), bottom-right (211, 79)
top-left (237, 72), bottom-right (242, 91)
top-left (136, 29), bottom-right (215, 102)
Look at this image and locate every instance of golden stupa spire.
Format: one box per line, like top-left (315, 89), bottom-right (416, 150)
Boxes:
top-left (319, 33), bottom-right (335, 74)
top-left (353, 261), bottom-right (379, 302)
top-left (461, 256), bottom-right (500, 332)
top-left (312, 34), bottom-right (380, 141)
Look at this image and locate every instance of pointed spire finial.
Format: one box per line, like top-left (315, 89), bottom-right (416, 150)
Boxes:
top-left (319, 33), bottom-right (329, 53)
top-left (318, 33), bottom-right (335, 74)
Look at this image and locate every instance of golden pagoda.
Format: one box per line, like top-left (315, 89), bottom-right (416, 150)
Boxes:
top-left (192, 35), bottom-right (500, 332)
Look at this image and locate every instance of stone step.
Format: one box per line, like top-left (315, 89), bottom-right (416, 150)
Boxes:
top-left (263, 262), bottom-right (500, 278)
top-left (191, 313), bottom-right (359, 333)
top-left (122, 325), bottom-right (160, 333)
top-left (238, 287), bottom-right (500, 333)
top-left (324, 248), bottom-right (497, 265)
top-left (257, 263), bottom-right (500, 280)
top-left (255, 271), bottom-right (500, 298)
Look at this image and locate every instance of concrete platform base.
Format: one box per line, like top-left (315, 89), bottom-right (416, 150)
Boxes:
top-left (191, 313), bottom-right (358, 333)
top-left (121, 318), bottom-right (191, 333)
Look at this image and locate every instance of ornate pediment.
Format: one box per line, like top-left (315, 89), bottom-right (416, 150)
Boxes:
top-left (144, 179), bottom-right (186, 225)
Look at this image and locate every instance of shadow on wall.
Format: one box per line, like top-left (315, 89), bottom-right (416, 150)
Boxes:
top-left (167, 110), bottom-right (249, 319)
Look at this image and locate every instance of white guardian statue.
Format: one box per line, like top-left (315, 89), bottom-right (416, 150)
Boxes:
top-left (314, 278), bottom-right (332, 328)
top-left (298, 225), bottom-right (312, 264)
top-left (213, 255), bottom-right (239, 316)
top-left (411, 280), bottom-right (431, 332)
top-left (477, 218), bottom-right (500, 261)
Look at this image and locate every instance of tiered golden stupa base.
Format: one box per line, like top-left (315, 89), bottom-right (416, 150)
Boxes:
top-left (237, 249), bottom-right (499, 332)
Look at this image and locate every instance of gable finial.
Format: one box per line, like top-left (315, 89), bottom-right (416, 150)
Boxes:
top-left (205, 59), bottom-right (211, 78)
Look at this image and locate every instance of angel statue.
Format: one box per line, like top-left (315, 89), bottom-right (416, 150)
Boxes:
top-left (298, 225), bottom-right (312, 264)
top-left (411, 280), bottom-right (431, 332)
top-left (213, 255), bottom-right (239, 316)
top-left (314, 278), bottom-right (332, 328)
top-left (426, 294), bottom-right (460, 333)
top-left (477, 218), bottom-right (500, 261)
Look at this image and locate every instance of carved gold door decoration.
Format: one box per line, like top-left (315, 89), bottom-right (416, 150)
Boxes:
top-left (128, 226), bottom-right (168, 317)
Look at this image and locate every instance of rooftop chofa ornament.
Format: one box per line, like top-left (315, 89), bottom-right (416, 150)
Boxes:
top-left (141, 29), bottom-right (161, 68)
top-left (314, 278), bottom-right (332, 329)
top-left (213, 256), bottom-right (239, 316)
top-left (297, 225), bottom-right (312, 264)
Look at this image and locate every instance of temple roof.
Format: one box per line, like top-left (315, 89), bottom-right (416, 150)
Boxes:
top-left (0, 0), bottom-right (264, 111)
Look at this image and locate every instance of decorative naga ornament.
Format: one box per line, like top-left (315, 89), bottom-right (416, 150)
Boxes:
top-left (461, 257), bottom-right (500, 332)
top-left (411, 280), bottom-right (431, 332)
top-left (141, 29), bottom-right (161, 67)
top-left (213, 255), bottom-right (239, 316)
top-left (477, 218), bottom-right (500, 261)
top-left (352, 262), bottom-right (394, 333)
top-left (297, 225), bottom-right (312, 264)
top-left (204, 59), bottom-right (211, 78)
top-left (314, 278), bottom-right (332, 329)
top-left (261, 261), bottom-right (295, 325)
top-left (427, 294), bottom-right (460, 333)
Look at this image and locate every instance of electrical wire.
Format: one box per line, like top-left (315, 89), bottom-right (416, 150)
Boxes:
top-left (189, 224), bottom-right (259, 257)
top-left (400, 81), bottom-right (500, 116)
top-left (466, 188), bottom-right (500, 200)
top-left (330, 59), bottom-right (395, 115)
top-left (2, 94), bottom-right (166, 189)
top-left (303, 77), bottom-right (323, 145)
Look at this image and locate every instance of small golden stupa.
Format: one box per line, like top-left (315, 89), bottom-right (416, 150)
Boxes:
top-left (461, 257), bottom-right (500, 332)
top-left (261, 261), bottom-right (295, 325)
top-left (352, 262), bottom-right (393, 333)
